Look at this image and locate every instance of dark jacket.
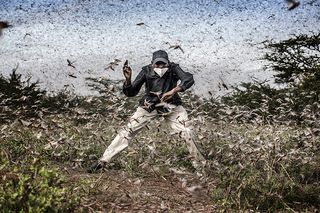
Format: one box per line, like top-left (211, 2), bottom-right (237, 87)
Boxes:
top-left (123, 62), bottom-right (194, 111)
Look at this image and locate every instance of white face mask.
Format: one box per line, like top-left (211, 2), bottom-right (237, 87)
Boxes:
top-left (154, 67), bottom-right (168, 77)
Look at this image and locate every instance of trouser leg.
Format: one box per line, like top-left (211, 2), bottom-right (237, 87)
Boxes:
top-left (166, 105), bottom-right (205, 164)
top-left (100, 107), bottom-right (157, 163)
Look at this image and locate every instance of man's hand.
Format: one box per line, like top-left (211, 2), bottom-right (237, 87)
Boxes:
top-left (123, 60), bottom-right (132, 85)
top-left (161, 86), bottom-right (182, 103)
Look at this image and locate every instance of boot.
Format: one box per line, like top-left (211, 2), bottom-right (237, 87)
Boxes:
top-left (87, 161), bottom-right (104, 173)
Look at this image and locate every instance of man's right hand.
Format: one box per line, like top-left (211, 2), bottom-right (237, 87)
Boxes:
top-left (123, 60), bottom-right (132, 85)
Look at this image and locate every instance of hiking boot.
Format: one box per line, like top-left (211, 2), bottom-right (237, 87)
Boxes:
top-left (287, 0), bottom-right (300, 10)
top-left (87, 161), bottom-right (104, 173)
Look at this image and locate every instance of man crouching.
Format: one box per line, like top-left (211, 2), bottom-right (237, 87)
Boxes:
top-left (88, 50), bottom-right (205, 173)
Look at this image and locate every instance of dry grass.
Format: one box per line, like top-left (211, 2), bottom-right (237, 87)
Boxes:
top-left (0, 73), bottom-right (319, 212)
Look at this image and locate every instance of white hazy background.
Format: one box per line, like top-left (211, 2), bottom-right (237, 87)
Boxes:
top-left (0, 0), bottom-right (319, 96)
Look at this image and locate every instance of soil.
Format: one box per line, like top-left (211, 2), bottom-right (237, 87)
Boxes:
top-left (66, 167), bottom-right (217, 213)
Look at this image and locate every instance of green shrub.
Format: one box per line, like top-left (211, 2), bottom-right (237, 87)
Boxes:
top-left (0, 157), bottom-right (80, 212)
top-left (220, 32), bottom-right (320, 127)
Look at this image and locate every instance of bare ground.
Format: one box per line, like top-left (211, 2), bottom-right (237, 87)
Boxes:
top-left (65, 166), bottom-right (217, 213)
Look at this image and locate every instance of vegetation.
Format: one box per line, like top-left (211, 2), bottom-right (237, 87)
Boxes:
top-left (0, 157), bottom-right (79, 212)
top-left (0, 32), bottom-right (319, 212)
top-left (0, 65), bottom-right (82, 123)
top-left (223, 33), bottom-right (320, 126)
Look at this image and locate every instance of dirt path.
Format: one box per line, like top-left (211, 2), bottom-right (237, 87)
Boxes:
top-left (66, 168), bottom-right (217, 212)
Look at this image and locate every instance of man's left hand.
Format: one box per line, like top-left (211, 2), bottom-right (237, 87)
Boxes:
top-left (161, 86), bottom-right (182, 103)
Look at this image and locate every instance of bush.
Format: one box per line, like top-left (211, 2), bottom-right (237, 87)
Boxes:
top-left (222, 32), bottom-right (320, 126)
top-left (0, 68), bottom-right (80, 123)
top-left (0, 155), bottom-right (80, 212)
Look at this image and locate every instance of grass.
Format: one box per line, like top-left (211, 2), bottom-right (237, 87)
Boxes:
top-left (1, 99), bottom-right (319, 211)
top-left (0, 73), bottom-right (319, 212)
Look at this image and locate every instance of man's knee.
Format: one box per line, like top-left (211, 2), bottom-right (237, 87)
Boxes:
top-left (118, 128), bottom-right (132, 140)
